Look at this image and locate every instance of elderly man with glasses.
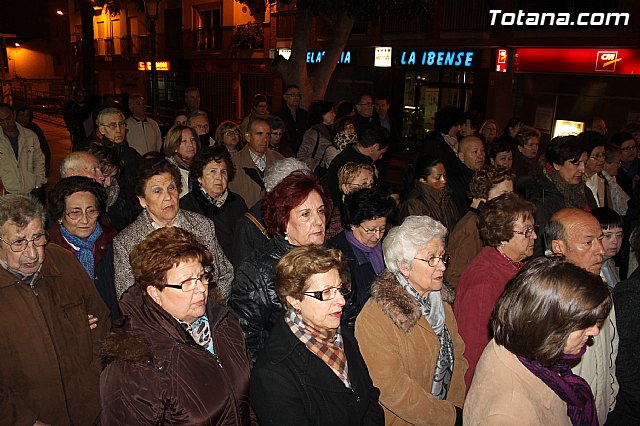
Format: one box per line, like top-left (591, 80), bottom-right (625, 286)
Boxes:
top-left (274, 84), bottom-right (309, 155)
top-left (0, 195), bottom-right (110, 425)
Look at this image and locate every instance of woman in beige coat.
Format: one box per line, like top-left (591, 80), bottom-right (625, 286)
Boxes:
top-left (464, 257), bottom-right (612, 425)
top-left (355, 216), bottom-right (467, 426)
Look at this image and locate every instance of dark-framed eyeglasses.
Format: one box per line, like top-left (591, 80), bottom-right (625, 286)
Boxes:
top-left (513, 225), bottom-right (539, 239)
top-left (359, 224), bottom-right (386, 235)
top-left (64, 208), bottom-right (100, 221)
top-left (414, 254), bottom-right (450, 267)
top-left (223, 130), bottom-right (240, 137)
top-left (0, 232), bottom-right (48, 252)
top-left (164, 270), bottom-right (212, 292)
top-left (303, 282), bottom-right (351, 301)
top-left (620, 145), bottom-right (637, 152)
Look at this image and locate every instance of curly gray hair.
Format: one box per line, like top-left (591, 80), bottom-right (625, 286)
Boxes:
top-left (383, 215), bottom-right (447, 274)
top-left (264, 158), bottom-right (310, 192)
top-left (0, 195), bottom-right (45, 237)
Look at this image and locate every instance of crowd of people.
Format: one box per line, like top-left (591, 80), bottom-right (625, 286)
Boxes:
top-left (0, 86), bottom-right (639, 425)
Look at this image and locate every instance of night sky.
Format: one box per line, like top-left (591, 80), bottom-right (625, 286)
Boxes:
top-left (0, 0), bottom-right (58, 39)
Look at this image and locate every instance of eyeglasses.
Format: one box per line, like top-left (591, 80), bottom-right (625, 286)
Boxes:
top-left (590, 153), bottom-right (606, 160)
top-left (621, 145), bottom-right (637, 152)
top-left (0, 232), bottom-right (48, 252)
top-left (64, 208), bottom-right (100, 221)
top-left (223, 130), bottom-right (240, 137)
top-left (359, 224), bottom-right (386, 235)
top-left (414, 254), bottom-right (450, 267)
top-left (346, 182), bottom-right (373, 189)
top-left (194, 124), bottom-right (210, 130)
top-left (165, 270), bottom-right (211, 292)
top-left (101, 122), bottom-right (126, 130)
top-left (285, 93), bottom-right (302, 98)
top-left (513, 225), bottom-right (538, 239)
top-left (357, 102), bottom-right (374, 107)
top-left (303, 282), bottom-right (351, 301)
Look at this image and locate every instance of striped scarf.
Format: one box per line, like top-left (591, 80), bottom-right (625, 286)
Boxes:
top-left (285, 308), bottom-right (351, 388)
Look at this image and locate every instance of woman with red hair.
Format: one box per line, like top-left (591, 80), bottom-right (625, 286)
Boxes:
top-left (228, 172), bottom-right (332, 361)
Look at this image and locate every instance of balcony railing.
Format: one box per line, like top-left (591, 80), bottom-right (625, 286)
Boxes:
top-left (194, 26), bottom-right (222, 51)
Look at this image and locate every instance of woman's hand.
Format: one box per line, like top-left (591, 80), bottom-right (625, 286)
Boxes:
top-left (88, 314), bottom-right (98, 330)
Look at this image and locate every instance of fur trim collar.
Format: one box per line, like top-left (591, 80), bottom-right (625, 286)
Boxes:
top-left (370, 270), bottom-right (421, 333)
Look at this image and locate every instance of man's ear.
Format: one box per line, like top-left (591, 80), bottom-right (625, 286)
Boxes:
top-left (552, 239), bottom-right (566, 256)
top-left (457, 151), bottom-right (464, 162)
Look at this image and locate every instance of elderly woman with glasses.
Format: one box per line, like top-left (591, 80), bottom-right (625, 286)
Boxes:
top-left (215, 120), bottom-right (242, 154)
top-left (47, 176), bottom-right (119, 319)
top-left (355, 215), bottom-right (467, 426)
top-left (101, 227), bottom-right (255, 424)
top-left (251, 245), bottom-right (384, 425)
top-left (326, 186), bottom-right (396, 326)
top-left (465, 257), bottom-right (612, 426)
top-left (454, 192), bottom-right (537, 390)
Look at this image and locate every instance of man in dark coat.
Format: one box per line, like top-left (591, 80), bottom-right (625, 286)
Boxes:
top-left (274, 84), bottom-right (309, 155)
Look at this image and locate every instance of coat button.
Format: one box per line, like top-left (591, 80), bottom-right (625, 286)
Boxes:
top-left (355, 396), bottom-right (361, 403)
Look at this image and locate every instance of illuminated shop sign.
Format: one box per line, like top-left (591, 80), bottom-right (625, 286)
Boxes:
top-left (398, 50), bottom-right (475, 67)
top-left (496, 49), bottom-right (508, 72)
top-left (515, 48), bottom-right (640, 75)
top-left (138, 61), bottom-right (170, 71)
top-left (306, 50), bottom-right (352, 64)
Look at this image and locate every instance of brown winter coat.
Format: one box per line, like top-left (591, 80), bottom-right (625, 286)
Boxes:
top-left (355, 271), bottom-right (468, 426)
top-left (444, 209), bottom-right (482, 288)
top-left (100, 284), bottom-right (256, 425)
top-left (464, 340), bottom-right (572, 425)
top-left (399, 183), bottom-right (460, 232)
top-left (0, 243), bottom-right (110, 425)
top-left (229, 144), bottom-right (284, 208)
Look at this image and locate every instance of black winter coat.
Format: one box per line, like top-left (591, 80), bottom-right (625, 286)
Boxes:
top-left (251, 317), bottom-right (385, 426)
top-left (180, 185), bottom-right (248, 260)
top-left (228, 235), bottom-right (293, 361)
top-left (229, 200), bottom-right (270, 269)
top-left (100, 285), bottom-right (256, 425)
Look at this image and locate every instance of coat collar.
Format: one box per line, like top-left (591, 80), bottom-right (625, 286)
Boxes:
top-left (370, 270), bottom-right (422, 332)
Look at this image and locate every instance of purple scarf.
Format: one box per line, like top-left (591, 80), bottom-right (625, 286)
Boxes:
top-left (345, 230), bottom-right (385, 274)
top-left (518, 346), bottom-right (597, 426)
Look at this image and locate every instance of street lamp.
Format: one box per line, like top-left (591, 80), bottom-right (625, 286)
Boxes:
top-left (144, 0), bottom-right (160, 118)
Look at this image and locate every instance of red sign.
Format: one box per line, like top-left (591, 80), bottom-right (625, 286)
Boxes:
top-left (515, 48), bottom-right (640, 75)
top-left (496, 49), bottom-right (508, 73)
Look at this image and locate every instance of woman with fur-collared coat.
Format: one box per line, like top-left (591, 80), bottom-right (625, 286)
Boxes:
top-left (355, 216), bottom-right (467, 426)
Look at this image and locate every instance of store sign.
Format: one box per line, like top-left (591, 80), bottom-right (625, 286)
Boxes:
top-left (306, 50), bottom-right (351, 64)
top-left (374, 47), bottom-right (392, 67)
top-left (515, 48), bottom-right (640, 75)
top-left (138, 61), bottom-right (170, 71)
top-left (496, 49), bottom-right (508, 72)
top-left (398, 50), bottom-right (475, 67)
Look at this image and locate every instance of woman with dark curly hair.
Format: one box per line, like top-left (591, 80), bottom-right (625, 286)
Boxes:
top-left (445, 165), bottom-right (515, 288)
top-left (228, 172), bottom-right (332, 361)
top-left (454, 192), bottom-right (536, 389)
top-left (101, 226), bottom-right (256, 424)
top-left (326, 186), bottom-right (396, 325)
top-left (180, 145), bottom-right (247, 259)
top-left (113, 153), bottom-right (232, 300)
top-left (465, 257), bottom-right (612, 425)
top-left (47, 176), bottom-right (119, 319)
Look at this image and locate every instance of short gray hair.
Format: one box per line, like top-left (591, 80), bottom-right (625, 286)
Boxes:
top-left (383, 215), bottom-right (447, 274)
top-left (60, 151), bottom-right (97, 178)
top-left (97, 107), bottom-right (124, 125)
top-left (264, 158), bottom-right (310, 192)
top-left (187, 111), bottom-right (208, 125)
top-left (0, 195), bottom-right (45, 237)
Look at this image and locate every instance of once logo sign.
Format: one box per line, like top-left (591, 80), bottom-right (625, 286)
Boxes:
top-left (595, 51), bottom-right (621, 72)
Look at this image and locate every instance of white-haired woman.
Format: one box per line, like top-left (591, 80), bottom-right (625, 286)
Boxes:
top-left (355, 216), bottom-right (467, 426)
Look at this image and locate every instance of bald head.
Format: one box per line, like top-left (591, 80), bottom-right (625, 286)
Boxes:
top-left (60, 152), bottom-right (106, 186)
top-left (545, 208), bottom-right (605, 274)
top-left (458, 136), bottom-right (485, 171)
